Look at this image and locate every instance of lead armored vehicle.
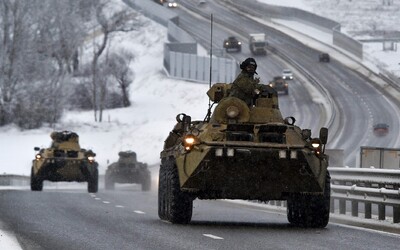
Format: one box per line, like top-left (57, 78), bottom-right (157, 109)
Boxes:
top-left (159, 82), bottom-right (330, 227)
top-left (105, 151), bottom-right (151, 191)
top-left (31, 131), bottom-right (99, 193)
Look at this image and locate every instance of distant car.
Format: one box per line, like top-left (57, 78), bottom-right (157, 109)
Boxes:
top-left (164, 0), bottom-right (178, 8)
top-left (269, 76), bottom-right (289, 95)
top-left (319, 53), bottom-right (330, 62)
top-left (223, 36), bottom-right (241, 52)
top-left (282, 69), bottom-right (293, 80)
top-left (373, 123), bottom-right (389, 137)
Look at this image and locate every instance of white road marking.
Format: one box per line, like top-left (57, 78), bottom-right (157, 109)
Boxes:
top-left (102, 201), bottom-right (110, 204)
top-left (133, 210), bottom-right (146, 214)
top-left (115, 205), bottom-right (124, 208)
top-left (94, 198), bottom-right (101, 200)
top-left (203, 234), bottom-right (224, 240)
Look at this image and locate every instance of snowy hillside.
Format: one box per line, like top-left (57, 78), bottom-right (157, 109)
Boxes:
top-left (0, 15), bottom-right (209, 176)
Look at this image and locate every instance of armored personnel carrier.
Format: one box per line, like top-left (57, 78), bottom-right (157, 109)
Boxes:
top-left (105, 151), bottom-right (151, 191)
top-left (159, 83), bottom-right (330, 227)
top-left (31, 131), bottom-right (99, 193)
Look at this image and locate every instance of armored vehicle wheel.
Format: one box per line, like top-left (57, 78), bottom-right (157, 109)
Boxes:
top-left (30, 167), bottom-right (43, 191)
top-left (105, 176), bottom-right (115, 190)
top-left (158, 158), bottom-right (193, 224)
top-left (141, 172), bottom-right (151, 191)
top-left (88, 168), bottom-right (99, 193)
top-left (287, 172), bottom-right (331, 228)
top-left (158, 164), bottom-right (167, 220)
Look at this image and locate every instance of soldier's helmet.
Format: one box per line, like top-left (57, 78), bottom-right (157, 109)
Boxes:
top-left (240, 57), bottom-right (257, 70)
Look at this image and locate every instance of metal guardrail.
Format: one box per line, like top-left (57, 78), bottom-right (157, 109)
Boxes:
top-left (0, 175), bottom-right (30, 186)
top-left (329, 167), bottom-right (400, 223)
top-left (265, 167), bottom-right (400, 224)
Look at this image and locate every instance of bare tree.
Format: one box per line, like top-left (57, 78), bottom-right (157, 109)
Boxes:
top-left (28, 0), bottom-right (88, 127)
top-left (0, 0), bottom-right (32, 125)
top-left (90, 1), bottom-right (141, 122)
top-left (0, 0), bottom-right (90, 128)
top-left (108, 50), bottom-right (134, 107)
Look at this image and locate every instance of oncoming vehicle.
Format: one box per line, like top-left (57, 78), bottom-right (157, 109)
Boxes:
top-left (31, 131), bottom-right (99, 193)
top-left (223, 36), bottom-right (241, 52)
top-left (105, 151), bottom-right (151, 191)
top-left (373, 123), bottom-right (389, 137)
top-left (319, 53), bottom-right (330, 62)
top-left (158, 81), bottom-right (330, 228)
top-left (282, 69), bottom-right (293, 80)
top-left (164, 0), bottom-right (178, 8)
top-left (269, 76), bottom-right (289, 95)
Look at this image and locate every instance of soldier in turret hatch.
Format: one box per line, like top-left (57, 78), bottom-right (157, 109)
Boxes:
top-left (229, 57), bottom-right (266, 106)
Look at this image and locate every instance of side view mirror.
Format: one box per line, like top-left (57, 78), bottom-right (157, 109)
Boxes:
top-left (176, 113), bottom-right (192, 132)
top-left (34, 147), bottom-right (40, 151)
top-left (319, 127), bottom-right (328, 144)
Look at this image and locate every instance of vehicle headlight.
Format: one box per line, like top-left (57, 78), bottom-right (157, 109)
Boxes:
top-left (238, 42), bottom-right (242, 45)
top-left (35, 154), bottom-right (42, 160)
top-left (226, 106), bottom-right (240, 119)
top-left (310, 139), bottom-right (322, 155)
top-left (87, 156), bottom-right (95, 162)
top-left (182, 134), bottom-right (199, 151)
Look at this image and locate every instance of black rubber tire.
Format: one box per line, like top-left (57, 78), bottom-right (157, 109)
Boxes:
top-left (30, 167), bottom-right (43, 191)
top-left (287, 172), bottom-right (331, 228)
top-left (158, 158), bottom-right (193, 224)
top-left (88, 168), bottom-right (99, 193)
top-left (158, 163), bottom-right (167, 220)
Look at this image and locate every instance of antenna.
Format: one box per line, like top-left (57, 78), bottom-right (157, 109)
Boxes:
top-left (209, 13), bottom-right (213, 89)
top-left (205, 14), bottom-right (213, 122)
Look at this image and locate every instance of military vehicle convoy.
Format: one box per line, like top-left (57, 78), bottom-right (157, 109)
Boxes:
top-left (105, 151), bottom-right (151, 191)
top-left (159, 82), bottom-right (330, 227)
top-left (31, 131), bottom-right (99, 193)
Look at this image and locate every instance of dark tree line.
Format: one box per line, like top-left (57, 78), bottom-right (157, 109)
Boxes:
top-left (0, 0), bottom-right (140, 129)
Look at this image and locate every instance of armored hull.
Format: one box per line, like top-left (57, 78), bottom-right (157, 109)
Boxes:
top-left (105, 151), bottom-right (151, 191)
top-left (159, 83), bottom-right (330, 227)
top-left (31, 131), bottom-right (99, 193)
